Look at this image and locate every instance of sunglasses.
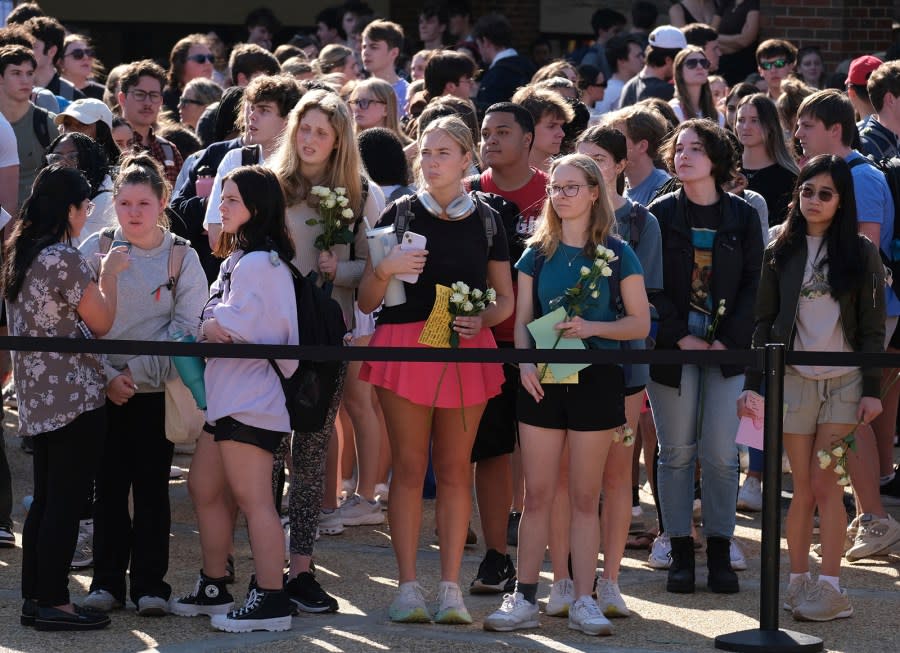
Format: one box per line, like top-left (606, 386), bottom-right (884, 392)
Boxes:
top-left (760, 58), bottom-right (791, 70)
top-left (348, 98), bottom-right (385, 110)
top-left (683, 58), bottom-right (711, 70)
top-left (178, 97), bottom-right (206, 107)
top-left (799, 185), bottom-right (836, 203)
top-left (186, 54), bottom-right (215, 64)
top-left (65, 48), bottom-right (95, 60)
top-left (578, 79), bottom-right (608, 90)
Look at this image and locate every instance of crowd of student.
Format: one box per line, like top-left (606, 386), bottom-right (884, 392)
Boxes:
top-left (0, 0), bottom-right (899, 639)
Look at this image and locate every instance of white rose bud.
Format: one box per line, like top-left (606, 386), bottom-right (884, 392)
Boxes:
top-left (591, 290), bottom-right (600, 299)
top-left (717, 305), bottom-right (726, 316)
top-left (325, 198), bottom-right (336, 208)
top-left (579, 265), bottom-right (591, 276)
top-left (831, 446), bottom-right (844, 458)
top-left (335, 187), bottom-right (346, 195)
top-left (817, 452), bottom-right (832, 469)
top-left (601, 266), bottom-right (613, 277)
top-left (334, 219), bottom-right (342, 228)
top-left (341, 208), bottom-right (354, 219)
top-left (463, 301), bottom-right (474, 312)
top-left (833, 464), bottom-right (845, 476)
top-left (837, 476), bottom-right (851, 486)
top-left (486, 288), bottom-right (496, 301)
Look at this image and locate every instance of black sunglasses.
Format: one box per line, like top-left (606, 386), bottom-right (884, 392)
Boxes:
top-left (179, 97), bottom-right (206, 107)
top-left (578, 79), bottom-right (608, 90)
top-left (65, 48), bottom-right (95, 60)
top-left (683, 58), bottom-right (711, 70)
top-left (186, 54), bottom-right (215, 64)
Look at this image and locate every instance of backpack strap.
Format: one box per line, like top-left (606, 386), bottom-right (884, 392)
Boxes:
top-left (32, 105), bottom-right (52, 150)
top-left (241, 144), bottom-right (261, 166)
top-left (627, 202), bottom-right (647, 250)
top-left (604, 236), bottom-right (626, 317)
top-left (166, 235), bottom-right (190, 293)
top-left (473, 194), bottom-right (496, 249)
top-left (469, 176), bottom-right (482, 192)
top-left (393, 194), bottom-right (415, 243)
top-left (159, 141), bottom-right (176, 166)
top-left (531, 249), bottom-right (545, 320)
top-left (349, 177), bottom-right (369, 261)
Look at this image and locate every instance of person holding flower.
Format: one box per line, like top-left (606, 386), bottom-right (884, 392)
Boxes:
top-left (270, 88), bottom-right (381, 612)
top-left (737, 154), bottom-right (886, 622)
top-left (646, 119), bottom-right (763, 596)
top-left (358, 115), bottom-right (513, 625)
top-left (483, 153), bottom-right (649, 636)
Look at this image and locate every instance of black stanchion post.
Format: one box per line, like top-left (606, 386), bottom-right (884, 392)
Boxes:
top-left (715, 344), bottom-right (823, 653)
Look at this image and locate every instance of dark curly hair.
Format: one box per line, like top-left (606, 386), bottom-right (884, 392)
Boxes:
top-left (661, 118), bottom-right (740, 188)
top-left (44, 132), bottom-right (108, 197)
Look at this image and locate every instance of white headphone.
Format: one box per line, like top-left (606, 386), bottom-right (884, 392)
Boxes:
top-left (418, 190), bottom-right (475, 220)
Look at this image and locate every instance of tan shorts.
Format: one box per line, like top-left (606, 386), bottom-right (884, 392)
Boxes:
top-left (783, 368), bottom-right (862, 434)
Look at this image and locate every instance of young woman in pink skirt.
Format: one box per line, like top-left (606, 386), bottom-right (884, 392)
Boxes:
top-left (358, 116), bottom-right (514, 625)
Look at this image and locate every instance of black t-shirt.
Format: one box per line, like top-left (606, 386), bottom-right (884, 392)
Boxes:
top-left (375, 195), bottom-right (510, 325)
top-left (743, 163), bottom-right (796, 227)
top-left (687, 199), bottom-right (722, 314)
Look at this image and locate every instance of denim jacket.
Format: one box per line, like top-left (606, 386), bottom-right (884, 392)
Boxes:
top-left (743, 235), bottom-right (886, 397)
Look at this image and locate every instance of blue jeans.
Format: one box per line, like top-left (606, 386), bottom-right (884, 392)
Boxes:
top-left (648, 363), bottom-right (744, 539)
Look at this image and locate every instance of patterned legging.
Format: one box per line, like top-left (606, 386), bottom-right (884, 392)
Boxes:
top-left (272, 363), bottom-right (347, 557)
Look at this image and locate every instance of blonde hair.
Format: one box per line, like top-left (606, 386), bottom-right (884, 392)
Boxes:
top-left (531, 60), bottom-right (577, 84)
top-left (527, 153), bottom-right (615, 260)
top-left (270, 89), bottom-right (365, 213)
top-left (416, 115), bottom-right (477, 188)
top-left (350, 77), bottom-right (401, 133)
top-left (315, 44), bottom-right (354, 75)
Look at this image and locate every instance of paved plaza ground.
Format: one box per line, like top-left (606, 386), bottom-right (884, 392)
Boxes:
top-left (1, 411), bottom-right (898, 653)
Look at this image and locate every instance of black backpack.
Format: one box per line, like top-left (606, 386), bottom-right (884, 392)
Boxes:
top-left (33, 105), bottom-right (53, 149)
top-left (848, 155), bottom-right (900, 285)
top-left (392, 192), bottom-right (498, 248)
top-left (267, 255), bottom-right (347, 433)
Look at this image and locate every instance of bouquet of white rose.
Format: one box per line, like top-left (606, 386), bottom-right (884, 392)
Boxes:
top-left (306, 185), bottom-right (356, 257)
top-left (448, 282), bottom-right (496, 348)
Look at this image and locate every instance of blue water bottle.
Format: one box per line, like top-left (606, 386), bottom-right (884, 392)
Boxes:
top-left (172, 332), bottom-right (207, 409)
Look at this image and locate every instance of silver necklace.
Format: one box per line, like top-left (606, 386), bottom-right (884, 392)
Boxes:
top-left (562, 243), bottom-right (584, 267)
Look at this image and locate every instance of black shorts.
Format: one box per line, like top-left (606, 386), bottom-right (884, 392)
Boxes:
top-left (891, 316), bottom-right (900, 350)
top-left (625, 384), bottom-right (646, 397)
top-left (471, 360), bottom-right (518, 462)
top-left (213, 416), bottom-right (288, 454)
top-left (517, 364), bottom-right (625, 432)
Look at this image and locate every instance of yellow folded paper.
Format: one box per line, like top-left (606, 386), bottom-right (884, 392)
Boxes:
top-left (418, 284), bottom-right (454, 348)
top-left (538, 364), bottom-right (579, 384)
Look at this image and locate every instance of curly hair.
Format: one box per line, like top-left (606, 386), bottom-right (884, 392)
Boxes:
top-left (45, 132), bottom-right (108, 196)
top-left (661, 118), bottom-right (739, 188)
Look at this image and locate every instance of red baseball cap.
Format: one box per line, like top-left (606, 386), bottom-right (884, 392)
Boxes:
top-left (846, 55), bottom-right (883, 86)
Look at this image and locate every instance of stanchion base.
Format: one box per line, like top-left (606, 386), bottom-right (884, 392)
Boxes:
top-left (715, 628), bottom-right (823, 652)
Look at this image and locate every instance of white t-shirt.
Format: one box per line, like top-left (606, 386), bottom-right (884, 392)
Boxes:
top-left (669, 98), bottom-right (725, 126)
top-left (0, 112), bottom-right (19, 168)
top-left (203, 147), bottom-right (267, 228)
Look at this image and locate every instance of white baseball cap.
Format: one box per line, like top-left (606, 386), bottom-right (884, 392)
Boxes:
top-left (648, 25), bottom-right (688, 50)
top-left (54, 98), bottom-right (114, 130)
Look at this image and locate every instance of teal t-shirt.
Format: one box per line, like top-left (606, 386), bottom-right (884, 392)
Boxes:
top-left (516, 240), bottom-right (643, 350)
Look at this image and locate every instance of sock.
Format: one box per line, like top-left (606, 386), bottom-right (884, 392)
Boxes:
top-left (631, 486), bottom-right (640, 506)
top-left (880, 472), bottom-right (896, 486)
top-left (818, 575), bottom-right (841, 592)
top-left (516, 582), bottom-right (538, 605)
top-left (790, 572), bottom-right (810, 583)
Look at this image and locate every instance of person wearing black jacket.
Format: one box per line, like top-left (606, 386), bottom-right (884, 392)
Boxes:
top-left (472, 14), bottom-right (535, 115)
top-left (646, 119), bottom-right (763, 596)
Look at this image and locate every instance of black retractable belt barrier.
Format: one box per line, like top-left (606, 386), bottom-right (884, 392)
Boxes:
top-left (715, 344), bottom-right (823, 653)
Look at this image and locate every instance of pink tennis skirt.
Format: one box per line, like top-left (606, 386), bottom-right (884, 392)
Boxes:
top-left (359, 320), bottom-right (504, 408)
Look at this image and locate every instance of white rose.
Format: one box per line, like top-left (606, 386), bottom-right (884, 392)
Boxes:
top-left (335, 187), bottom-right (346, 195)
top-left (485, 288), bottom-right (496, 302)
top-left (591, 290), bottom-right (600, 299)
top-left (324, 198), bottom-right (336, 208)
top-left (717, 305), bottom-right (726, 316)
top-left (337, 196), bottom-right (349, 207)
top-left (462, 301), bottom-right (474, 312)
top-left (341, 208), bottom-right (354, 219)
top-left (817, 452), bottom-right (832, 469)
top-left (831, 446), bottom-right (844, 458)
top-left (837, 476), bottom-right (851, 486)
top-left (457, 282), bottom-right (469, 294)
top-left (472, 288), bottom-right (483, 300)
top-left (579, 266), bottom-right (591, 276)
top-left (594, 258), bottom-right (604, 268)
top-left (833, 464), bottom-right (845, 476)
top-left (601, 266), bottom-right (613, 277)
top-left (310, 186), bottom-right (325, 196)
top-left (450, 292), bottom-right (465, 304)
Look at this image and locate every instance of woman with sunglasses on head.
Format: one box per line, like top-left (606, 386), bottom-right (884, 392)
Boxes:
top-left (736, 93), bottom-right (798, 228)
top-left (5, 165), bottom-right (130, 631)
top-left (738, 155), bottom-right (885, 622)
top-left (358, 116), bottom-right (513, 625)
top-left (670, 46), bottom-right (724, 126)
top-left (44, 132), bottom-right (117, 244)
top-left (646, 119), bottom-right (763, 596)
top-left (483, 153), bottom-right (649, 636)
top-left (163, 34), bottom-right (215, 123)
top-left (58, 34), bottom-right (105, 100)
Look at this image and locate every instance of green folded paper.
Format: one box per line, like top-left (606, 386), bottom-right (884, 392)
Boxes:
top-left (526, 306), bottom-right (590, 381)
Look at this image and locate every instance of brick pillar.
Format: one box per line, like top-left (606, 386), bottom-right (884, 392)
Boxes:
top-left (761, 0), bottom-right (894, 70)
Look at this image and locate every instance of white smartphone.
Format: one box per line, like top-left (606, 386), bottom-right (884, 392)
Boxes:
top-left (396, 230), bottom-right (427, 284)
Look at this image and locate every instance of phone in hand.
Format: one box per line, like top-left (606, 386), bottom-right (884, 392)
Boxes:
top-left (395, 230), bottom-right (426, 284)
top-left (111, 240), bottom-right (132, 252)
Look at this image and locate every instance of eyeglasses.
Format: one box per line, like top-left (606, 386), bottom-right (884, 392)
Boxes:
top-left (178, 97), bottom-right (206, 107)
top-left (186, 54), bottom-right (215, 64)
top-left (799, 185), bottom-right (836, 203)
top-left (546, 184), bottom-right (588, 197)
top-left (128, 89), bottom-right (163, 103)
top-left (65, 48), bottom-right (95, 60)
top-left (759, 58), bottom-right (791, 71)
top-left (46, 151), bottom-right (79, 166)
top-left (348, 98), bottom-right (386, 110)
top-left (683, 58), bottom-right (711, 70)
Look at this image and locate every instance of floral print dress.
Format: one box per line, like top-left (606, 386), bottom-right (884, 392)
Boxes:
top-left (7, 243), bottom-right (106, 436)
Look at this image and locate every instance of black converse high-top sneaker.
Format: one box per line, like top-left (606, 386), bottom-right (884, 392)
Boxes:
top-left (169, 571), bottom-right (234, 617)
top-left (211, 587), bottom-right (292, 633)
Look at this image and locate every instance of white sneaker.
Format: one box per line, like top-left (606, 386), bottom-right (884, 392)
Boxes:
top-left (737, 477), bottom-right (762, 512)
top-left (339, 494), bottom-right (385, 526)
top-left (648, 532), bottom-right (672, 569)
top-left (318, 509), bottom-right (344, 536)
top-left (82, 589), bottom-right (123, 612)
top-left (730, 538), bottom-right (748, 571)
top-left (595, 577), bottom-right (630, 617)
top-left (434, 581), bottom-right (471, 624)
top-left (483, 592), bottom-right (539, 631)
top-left (169, 465), bottom-right (183, 480)
top-left (846, 513), bottom-right (900, 561)
top-left (137, 595), bottom-right (168, 616)
top-left (389, 581), bottom-right (431, 623)
top-left (545, 578), bottom-right (574, 617)
top-left (568, 596), bottom-right (612, 636)
top-left (374, 482), bottom-right (390, 509)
